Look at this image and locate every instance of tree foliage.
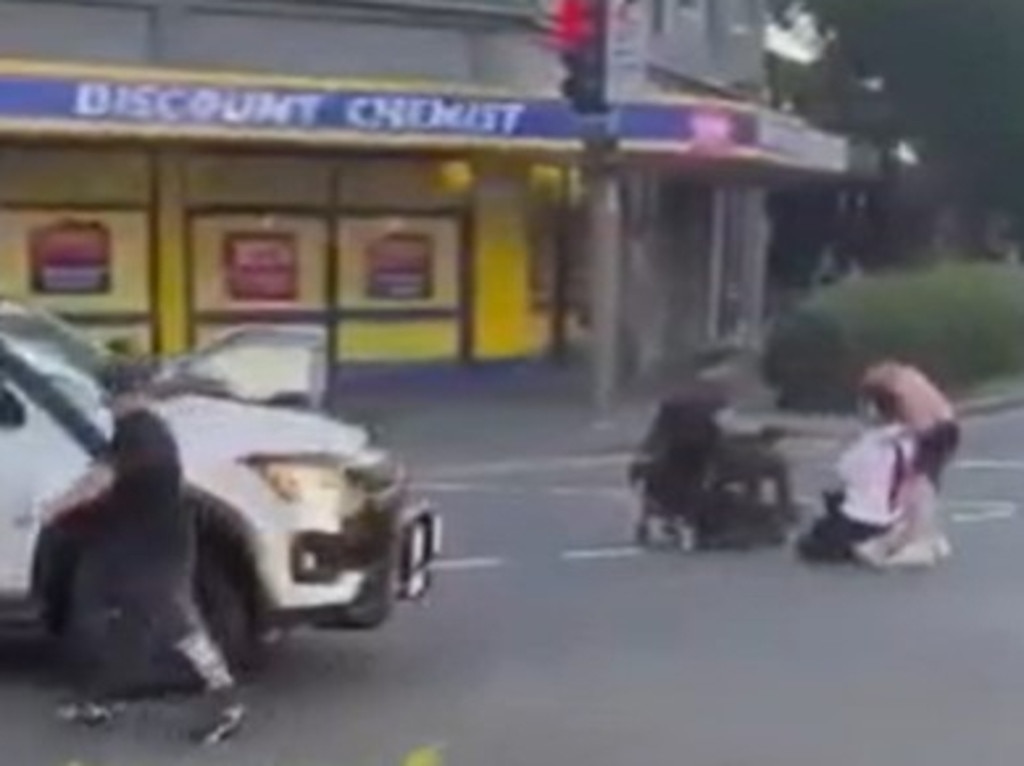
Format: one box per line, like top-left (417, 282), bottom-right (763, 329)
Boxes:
top-left (774, 0), bottom-right (1024, 218)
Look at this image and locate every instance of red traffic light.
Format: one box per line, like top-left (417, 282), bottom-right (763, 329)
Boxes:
top-left (550, 0), bottom-right (593, 51)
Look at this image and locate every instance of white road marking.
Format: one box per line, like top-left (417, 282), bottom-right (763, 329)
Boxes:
top-left (423, 483), bottom-right (1019, 524)
top-left (418, 481), bottom-right (630, 500)
top-left (432, 556), bottom-right (507, 571)
top-left (945, 500), bottom-right (1018, 523)
top-left (422, 453), bottom-right (628, 480)
top-left (434, 503), bottom-right (1017, 573)
top-left (423, 443), bottom-right (839, 479)
top-left (423, 454), bottom-right (1024, 479)
top-left (951, 509), bottom-right (1017, 524)
top-left (793, 494), bottom-right (1017, 518)
top-left (955, 459), bottom-right (1024, 471)
top-left (944, 499), bottom-right (1017, 512)
top-left (434, 548), bottom-right (643, 570)
top-left (561, 546), bottom-right (643, 561)
top-left (418, 481), bottom-right (499, 493)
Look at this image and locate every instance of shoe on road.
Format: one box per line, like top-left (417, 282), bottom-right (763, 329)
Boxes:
top-left (190, 701), bottom-right (246, 745)
top-left (56, 701), bottom-right (121, 727)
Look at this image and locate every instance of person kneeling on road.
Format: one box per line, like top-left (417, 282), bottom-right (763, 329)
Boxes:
top-left (797, 382), bottom-right (940, 568)
top-left (45, 363), bottom-right (245, 745)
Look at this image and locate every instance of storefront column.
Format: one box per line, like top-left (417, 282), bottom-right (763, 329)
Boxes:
top-left (471, 161), bottom-right (533, 360)
top-left (707, 188), bottom-right (728, 340)
top-left (153, 148), bottom-right (188, 355)
top-left (620, 170), bottom-right (661, 381)
top-left (639, 179), bottom-right (714, 375)
top-left (739, 188), bottom-right (771, 343)
top-left (710, 187), bottom-right (771, 345)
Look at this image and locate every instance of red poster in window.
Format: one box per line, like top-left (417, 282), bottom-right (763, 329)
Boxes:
top-left (365, 232), bottom-right (434, 301)
top-left (223, 232), bottom-right (299, 302)
top-left (29, 219), bottom-right (112, 295)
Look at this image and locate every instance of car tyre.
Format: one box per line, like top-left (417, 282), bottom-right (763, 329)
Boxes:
top-left (327, 559), bottom-right (394, 631)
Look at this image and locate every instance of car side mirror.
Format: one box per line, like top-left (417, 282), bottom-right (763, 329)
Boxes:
top-left (0, 387), bottom-right (26, 428)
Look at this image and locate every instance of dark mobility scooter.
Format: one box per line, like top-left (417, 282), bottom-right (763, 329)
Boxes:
top-left (628, 387), bottom-right (799, 551)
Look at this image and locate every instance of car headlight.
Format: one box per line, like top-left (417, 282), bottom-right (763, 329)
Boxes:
top-left (242, 454), bottom-right (365, 522)
top-left (345, 448), bottom-right (407, 498)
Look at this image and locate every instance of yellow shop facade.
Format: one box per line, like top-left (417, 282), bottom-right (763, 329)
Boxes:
top-left (0, 59), bottom-right (842, 371)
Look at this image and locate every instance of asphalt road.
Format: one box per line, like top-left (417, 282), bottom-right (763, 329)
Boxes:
top-left (7, 409), bottom-right (1024, 766)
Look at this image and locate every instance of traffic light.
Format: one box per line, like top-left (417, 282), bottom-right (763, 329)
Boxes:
top-left (552, 0), bottom-right (608, 116)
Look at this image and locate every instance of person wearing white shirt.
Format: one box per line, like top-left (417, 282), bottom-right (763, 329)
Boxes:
top-left (858, 361), bottom-right (956, 566)
top-left (797, 384), bottom-right (916, 563)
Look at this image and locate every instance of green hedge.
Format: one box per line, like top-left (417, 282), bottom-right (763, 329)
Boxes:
top-left (761, 263), bottom-right (1024, 412)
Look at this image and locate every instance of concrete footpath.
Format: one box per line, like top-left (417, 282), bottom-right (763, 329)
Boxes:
top-left (336, 371), bottom-right (1024, 468)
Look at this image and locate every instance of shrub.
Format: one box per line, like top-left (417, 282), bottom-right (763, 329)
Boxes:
top-left (761, 263), bottom-right (1024, 412)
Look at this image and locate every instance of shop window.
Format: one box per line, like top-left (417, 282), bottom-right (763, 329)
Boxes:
top-left (334, 215), bottom-right (461, 363)
top-left (0, 209), bottom-right (150, 314)
top-left (335, 215), bottom-right (460, 311)
top-left (189, 214), bottom-right (329, 314)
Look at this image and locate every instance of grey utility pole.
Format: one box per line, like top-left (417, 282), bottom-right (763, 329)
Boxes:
top-left (555, 0), bottom-right (644, 416)
top-left (581, 117), bottom-right (623, 418)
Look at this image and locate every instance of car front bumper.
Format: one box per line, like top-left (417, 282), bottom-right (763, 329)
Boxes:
top-left (287, 499), bottom-right (440, 598)
top-left (396, 501), bottom-right (441, 600)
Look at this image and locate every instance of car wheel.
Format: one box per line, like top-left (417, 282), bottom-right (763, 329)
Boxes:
top-left (195, 553), bottom-right (261, 673)
top-left (326, 560), bottom-right (394, 631)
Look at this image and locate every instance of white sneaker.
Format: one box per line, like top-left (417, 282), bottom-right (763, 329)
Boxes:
top-left (853, 539), bottom-right (890, 568)
top-left (882, 540), bottom-right (941, 569)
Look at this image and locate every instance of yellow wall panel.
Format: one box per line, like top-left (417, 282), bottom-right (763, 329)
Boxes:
top-left (337, 320), bottom-right (458, 362)
top-left (472, 163), bottom-right (533, 359)
top-left (189, 214), bottom-right (328, 312)
top-left (336, 215), bottom-right (460, 310)
top-left (154, 150), bottom-right (188, 353)
top-left (185, 154), bottom-right (331, 207)
top-left (0, 147), bottom-right (150, 205)
top-left (337, 159), bottom-right (465, 210)
top-left (0, 209), bottom-right (151, 314)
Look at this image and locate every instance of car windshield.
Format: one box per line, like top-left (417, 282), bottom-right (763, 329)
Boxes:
top-left (0, 302), bottom-right (113, 427)
top-left (0, 301), bottom-right (109, 381)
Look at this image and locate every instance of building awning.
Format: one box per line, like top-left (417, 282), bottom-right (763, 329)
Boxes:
top-left (0, 58), bottom-right (850, 176)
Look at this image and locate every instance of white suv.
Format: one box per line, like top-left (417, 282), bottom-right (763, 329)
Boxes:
top-left (0, 300), bottom-right (439, 673)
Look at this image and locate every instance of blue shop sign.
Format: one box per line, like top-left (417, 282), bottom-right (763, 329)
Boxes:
top-left (0, 74), bottom-right (757, 147)
top-left (0, 77), bottom-right (576, 139)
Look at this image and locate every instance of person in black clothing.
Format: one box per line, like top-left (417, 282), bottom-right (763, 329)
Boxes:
top-left (46, 363), bottom-right (244, 745)
top-left (630, 375), bottom-right (796, 550)
top-left (630, 381), bottom-right (727, 526)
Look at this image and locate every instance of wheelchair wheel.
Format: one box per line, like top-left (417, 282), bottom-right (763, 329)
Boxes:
top-left (632, 494), bottom-right (659, 548)
top-left (660, 518), bottom-right (683, 548)
top-left (633, 517), bottom-right (653, 547)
